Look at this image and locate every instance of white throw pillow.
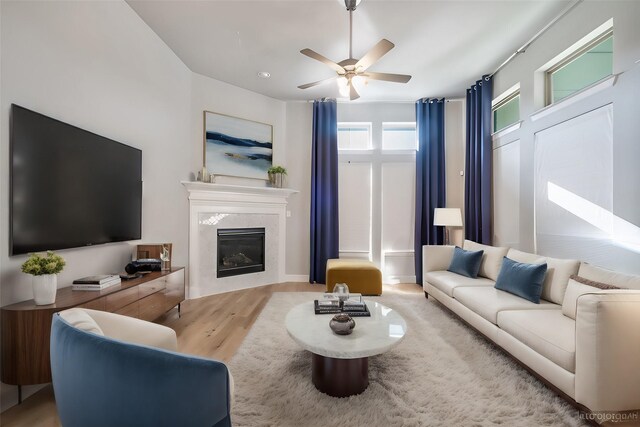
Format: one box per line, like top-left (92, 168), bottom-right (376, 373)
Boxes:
top-left (463, 240), bottom-right (508, 281)
top-left (506, 248), bottom-right (545, 265)
top-left (504, 250), bottom-right (580, 304)
top-left (59, 308), bottom-right (104, 335)
top-left (562, 276), bottom-right (620, 320)
top-left (578, 263), bottom-right (640, 290)
top-left (542, 257), bottom-right (580, 304)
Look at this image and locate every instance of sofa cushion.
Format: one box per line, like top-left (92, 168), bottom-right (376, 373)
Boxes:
top-left (562, 276), bottom-right (621, 320)
top-left (453, 287), bottom-right (560, 324)
top-left (447, 247), bottom-right (483, 278)
top-left (506, 250), bottom-right (580, 305)
top-left (495, 257), bottom-right (547, 304)
top-left (542, 257), bottom-right (580, 305)
top-left (578, 263), bottom-right (640, 290)
top-left (463, 240), bottom-right (509, 281)
top-left (59, 308), bottom-right (104, 336)
top-left (424, 271), bottom-right (495, 297)
top-left (423, 245), bottom-right (455, 273)
top-left (507, 248), bottom-right (545, 265)
top-left (497, 310), bottom-right (576, 373)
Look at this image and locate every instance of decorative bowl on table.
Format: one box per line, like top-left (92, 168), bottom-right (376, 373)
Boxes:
top-left (329, 313), bottom-right (356, 335)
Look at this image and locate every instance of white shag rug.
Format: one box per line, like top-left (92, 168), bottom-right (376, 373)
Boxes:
top-left (228, 291), bottom-right (587, 427)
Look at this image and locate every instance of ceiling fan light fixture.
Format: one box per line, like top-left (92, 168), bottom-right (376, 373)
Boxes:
top-left (298, 0), bottom-right (411, 100)
top-left (344, 0), bottom-right (361, 11)
top-left (352, 75), bottom-right (366, 88)
top-left (337, 76), bottom-right (350, 97)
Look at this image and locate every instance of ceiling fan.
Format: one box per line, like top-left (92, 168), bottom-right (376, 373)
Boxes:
top-left (297, 0), bottom-right (411, 100)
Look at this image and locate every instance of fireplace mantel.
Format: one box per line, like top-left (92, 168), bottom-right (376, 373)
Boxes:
top-left (182, 181), bottom-right (298, 299)
top-left (181, 181), bottom-right (298, 203)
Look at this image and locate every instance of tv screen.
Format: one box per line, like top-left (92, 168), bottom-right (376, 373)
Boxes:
top-left (10, 104), bottom-right (142, 255)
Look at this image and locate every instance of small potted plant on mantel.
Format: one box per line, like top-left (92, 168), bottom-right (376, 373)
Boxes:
top-left (267, 165), bottom-right (287, 188)
top-left (21, 251), bottom-right (66, 305)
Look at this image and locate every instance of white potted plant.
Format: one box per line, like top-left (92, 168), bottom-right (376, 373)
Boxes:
top-left (267, 165), bottom-right (287, 188)
top-left (21, 251), bottom-right (66, 305)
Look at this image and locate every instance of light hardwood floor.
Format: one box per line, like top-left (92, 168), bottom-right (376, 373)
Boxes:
top-left (1, 282), bottom-right (422, 426)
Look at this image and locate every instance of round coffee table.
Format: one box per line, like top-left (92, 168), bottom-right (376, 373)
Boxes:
top-left (285, 300), bottom-right (406, 397)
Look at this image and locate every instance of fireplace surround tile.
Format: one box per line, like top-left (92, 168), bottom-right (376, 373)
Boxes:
top-left (183, 182), bottom-right (297, 299)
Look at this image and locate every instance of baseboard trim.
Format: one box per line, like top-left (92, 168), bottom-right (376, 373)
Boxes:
top-left (284, 274), bottom-right (309, 282)
top-left (385, 275), bottom-right (416, 284)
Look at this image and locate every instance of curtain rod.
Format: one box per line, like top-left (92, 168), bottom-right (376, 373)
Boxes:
top-left (489, 0), bottom-right (583, 78)
top-left (303, 98), bottom-right (465, 103)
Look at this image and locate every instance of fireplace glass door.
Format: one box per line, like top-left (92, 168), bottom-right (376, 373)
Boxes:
top-left (217, 228), bottom-right (265, 278)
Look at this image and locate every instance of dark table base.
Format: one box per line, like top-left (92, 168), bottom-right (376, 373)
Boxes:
top-left (311, 353), bottom-right (369, 397)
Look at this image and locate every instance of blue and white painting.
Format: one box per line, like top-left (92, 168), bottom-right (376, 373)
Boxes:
top-left (204, 111), bottom-right (273, 180)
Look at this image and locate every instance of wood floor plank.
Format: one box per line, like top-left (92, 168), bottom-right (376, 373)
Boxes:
top-left (0, 282), bottom-right (420, 426)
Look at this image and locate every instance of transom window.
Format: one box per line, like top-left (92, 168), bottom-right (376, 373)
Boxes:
top-left (337, 122), bottom-right (371, 150)
top-left (382, 122), bottom-right (417, 150)
top-left (546, 30), bottom-right (613, 104)
top-left (493, 93), bottom-right (520, 133)
top-left (492, 89), bottom-right (520, 133)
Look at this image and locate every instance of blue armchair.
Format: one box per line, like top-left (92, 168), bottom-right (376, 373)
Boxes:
top-left (50, 308), bottom-right (232, 427)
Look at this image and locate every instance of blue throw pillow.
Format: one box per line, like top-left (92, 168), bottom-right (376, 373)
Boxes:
top-left (447, 247), bottom-right (484, 278)
top-left (494, 256), bottom-right (547, 303)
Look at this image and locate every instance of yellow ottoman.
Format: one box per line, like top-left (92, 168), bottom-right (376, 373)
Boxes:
top-left (325, 259), bottom-right (382, 296)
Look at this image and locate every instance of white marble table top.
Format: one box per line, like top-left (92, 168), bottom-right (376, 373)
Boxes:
top-left (285, 300), bottom-right (407, 359)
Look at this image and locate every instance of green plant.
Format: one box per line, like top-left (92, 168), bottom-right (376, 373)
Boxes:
top-left (267, 165), bottom-right (287, 175)
top-left (21, 251), bottom-right (66, 276)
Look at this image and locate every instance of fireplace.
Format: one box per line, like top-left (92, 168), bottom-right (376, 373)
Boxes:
top-left (217, 228), bottom-right (266, 278)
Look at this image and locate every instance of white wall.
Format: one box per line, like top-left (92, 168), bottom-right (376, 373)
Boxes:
top-left (0, 0), bottom-right (192, 408)
top-left (284, 102), bottom-right (312, 279)
top-left (444, 100), bottom-right (466, 247)
top-left (190, 73), bottom-right (287, 185)
top-left (492, 0), bottom-right (640, 274)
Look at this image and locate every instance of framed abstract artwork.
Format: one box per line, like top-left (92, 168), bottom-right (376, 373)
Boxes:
top-left (203, 111), bottom-right (273, 180)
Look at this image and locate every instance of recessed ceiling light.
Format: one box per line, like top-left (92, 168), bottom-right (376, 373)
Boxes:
top-left (257, 71), bottom-right (271, 78)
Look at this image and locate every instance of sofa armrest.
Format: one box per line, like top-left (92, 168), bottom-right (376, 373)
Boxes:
top-left (81, 308), bottom-right (178, 352)
top-left (422, 245), bottom-right (455, 279)
top-left (575, 291), bottom-right (640, 412)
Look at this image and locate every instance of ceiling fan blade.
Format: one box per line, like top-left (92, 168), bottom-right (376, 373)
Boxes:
top-left (298, 77), bottom-right (338, 90)
top-left (300, 48), bottom-right (345, 73)
top-left (364, 72), bottom-right (412, 83)
top-left (349, 82), bottom-right (360, 101)
top-left (355, 39), bottom-right (395, 71)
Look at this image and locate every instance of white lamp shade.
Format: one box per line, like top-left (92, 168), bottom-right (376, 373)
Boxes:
top-left (433, 208), bottom-right (463, 227)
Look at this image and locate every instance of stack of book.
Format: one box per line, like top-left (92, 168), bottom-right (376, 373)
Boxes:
top-left (315, 295), bottom-right (341, 314)
top-left (314, 294), bottom-right (371, 317)
top-left (342, 298), bottom-right (367, 312)
top-left (72, 275), bottom-right (121, 291)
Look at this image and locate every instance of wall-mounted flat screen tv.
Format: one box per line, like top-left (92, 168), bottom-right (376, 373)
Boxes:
top-left (10, 104), bottom-right (142, 255)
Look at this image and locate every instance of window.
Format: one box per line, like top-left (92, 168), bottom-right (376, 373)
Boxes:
top-left (492, 92), bottom-right (520, 133)
top-left (338, 161), bottom-right (372, 258)
top-left (337, 122), bottom-right (371, 150)
top-left (382, 122), bottom-right (417, 150)
top-left (546, 31), bottom-right (613, 104)
top-left (338, 119), bottom-right (416, 281)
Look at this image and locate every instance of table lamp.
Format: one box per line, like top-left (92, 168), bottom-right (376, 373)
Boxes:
top-left (433, 208), bottom-right (463, 245)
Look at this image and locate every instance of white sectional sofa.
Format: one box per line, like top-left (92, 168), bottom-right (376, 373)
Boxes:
top-left (422, 241), bottom-right (640, 418)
